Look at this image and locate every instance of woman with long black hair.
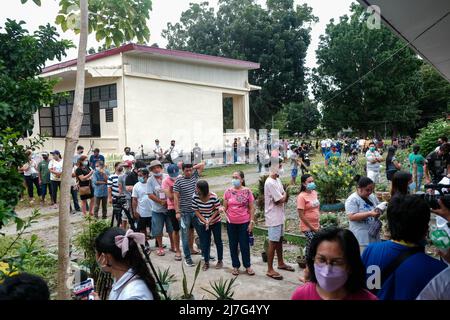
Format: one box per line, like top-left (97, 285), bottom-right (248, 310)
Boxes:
top-left (391, 171), bottom-right (414, 197)
top-left (385, 147), bottom-right (402, 181)
top-left (93, 227), bottom-right (159, 300)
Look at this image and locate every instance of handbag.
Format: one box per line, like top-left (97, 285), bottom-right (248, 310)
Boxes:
top-left (79, 185), bottom-right (91, 196)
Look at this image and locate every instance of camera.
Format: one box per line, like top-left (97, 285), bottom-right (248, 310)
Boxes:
top-left (419, 184), bottom-right (450, 210)
top-left (112, 195), bottom-right (128, 207)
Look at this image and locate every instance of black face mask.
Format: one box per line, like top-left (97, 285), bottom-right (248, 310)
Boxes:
top-left (43, 157), bottom-right (48, 161)
top-left (125, 151), bottom-right (130, 155)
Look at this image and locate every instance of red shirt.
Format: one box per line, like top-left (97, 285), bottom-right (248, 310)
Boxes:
top-left (291, 282), bottom-right (378, 300)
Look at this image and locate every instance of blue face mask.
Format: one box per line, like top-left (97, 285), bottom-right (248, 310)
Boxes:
top-left (306, 182), bottom-right (316, 191)
top-left (138, 177), bottom-right (145, 183)
top-left (153, 172), bottom-right (163, 177)
top-left (232, 179), bottom-right (241, 188)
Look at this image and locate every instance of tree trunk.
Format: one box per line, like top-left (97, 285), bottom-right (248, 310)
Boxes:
top-left (57, 0), bottom-right (88, 300)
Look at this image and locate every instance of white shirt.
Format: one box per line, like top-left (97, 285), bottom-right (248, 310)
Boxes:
top-left (23, 160), bottom-right (38, 176)
top-left (132, 182), bottom-right (152, 217)
top-left (48, 159), bottom-right (63, 181)
top-left (122, 154), bottom-right (135, 162)
top-left (154, 145), bottom-right (163, 155)
top-left (108, 269), bottom-right (154, 300)
top-left (168, 147), bottom-right (179, 160)
top-left (416, 267), bottom-right (450, 300)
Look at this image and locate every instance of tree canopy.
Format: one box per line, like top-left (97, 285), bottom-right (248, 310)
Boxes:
top-left (163, 0), bottom-right (317, 130)
top-left (273, 99), bottom-right (321, 136)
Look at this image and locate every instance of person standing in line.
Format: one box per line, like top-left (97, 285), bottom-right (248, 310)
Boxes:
top-left (108, 162), bottom-right (123, 223)
top-left (37, 152), bottom-right (52, 205)
top-left (75, 155), bottom-right (94, 216)
top-left (365, 142), bottom-right (383, 184)
top-left (72, 145), bottom-right (84, 166)
top-left (132, 168), bottom-right (153, 240)
top-left (408, 145), bottom-right (426, 191)
top-left (70, 165), bottom-right (81, 214)
top-left (264, 165), bottom-right (295, 280)
top-left (385, 146), bottom-right (402, 182)
top-left (89, 148), bottom-right (105, 169)
top-left (92, 160), bottom-right (109, 219)
top-left (223, 171), bottom-right (256, 276)
top-left (48, 150), bottom-right (63, 209)
top-left (21, 150), bottom-right (40, 204)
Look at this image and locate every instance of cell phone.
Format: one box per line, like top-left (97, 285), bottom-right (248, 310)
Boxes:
top-left (73, 278), bottom-right (95, 300)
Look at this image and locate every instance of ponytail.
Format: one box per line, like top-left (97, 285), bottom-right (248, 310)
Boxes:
top-left (239, 170), bottom-right (246, 187)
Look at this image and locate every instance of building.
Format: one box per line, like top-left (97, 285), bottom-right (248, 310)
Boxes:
top-left (30, 43), bottom-right (260, 157)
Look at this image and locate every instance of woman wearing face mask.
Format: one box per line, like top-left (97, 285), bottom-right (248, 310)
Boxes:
top-left (75, 155), bottom-right (94, 216)
top-left (92, 227), bottom-right (159, 300)
top-left (297, 174), bottom-right (321, 258)
top-left (391, 171), bottom-right (414, 197)
top-left (192, 180), bottom-right (223, 271)
top-left (224, 171), bottom-right (256, 276)
top-left (291, 227), bottom-right (377, 300)
top-left (345, 177), bottom-right (381, 252)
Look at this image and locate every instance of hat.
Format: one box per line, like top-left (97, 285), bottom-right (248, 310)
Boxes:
top-left (167, 164), bottom-right (179, 178)
top-left (149, 159), bottom-right (162, 169)
top-left (41, 152), bottom-right (49, 157)
top-left (50, 150), bottom-right (60, 155)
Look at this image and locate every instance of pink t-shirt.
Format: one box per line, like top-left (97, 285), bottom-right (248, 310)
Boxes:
top-left (264, 176), bottom-right (285, 227)
top-left (291, 282), bottom-right (378, 300)
top-left (224, 188), bottom-right (255, 224)
top-left (296, 191), bottom-right (320, 232)
top-left (162, 176), bottom-right (176, 210)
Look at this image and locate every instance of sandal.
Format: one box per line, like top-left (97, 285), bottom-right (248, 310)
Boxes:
top-left (215, 261), bottom-right (223, 269)
top-left (202, 263), bottom-right (210, 271)
top-left (266, 272), bottom-right (283, 280)
top-left (232, 268), bottom-right (240, 276)
top-left (174, 255), bottom-right (182, 261)
top-left (278, 264), bottom-right (295, 272)
top-left (246, 268), bottom-right (255, 276)
top-left (156, 248), bottom-right (165, 256)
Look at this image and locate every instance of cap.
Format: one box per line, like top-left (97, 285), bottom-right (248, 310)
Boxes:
top-left (42, 152), bottom-right (49, 157)
top-left (50, 150), bottom-right (61, 155)
top-left (149, 159), bottom-right (162, 169)
top-left (167, 164), bottom-right (179, 178)
top-left (123, 160), bottom-right (133, 167)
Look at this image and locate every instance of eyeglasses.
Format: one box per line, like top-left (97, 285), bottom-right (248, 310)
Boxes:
top-left (314, 255), bottom-right (346, 267)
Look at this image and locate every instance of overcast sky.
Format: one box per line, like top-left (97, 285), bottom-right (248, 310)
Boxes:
top-left (1, 0), bottom-right (354, 70)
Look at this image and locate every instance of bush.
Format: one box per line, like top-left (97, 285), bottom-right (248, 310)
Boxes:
top-left (310, 163), bottom-right (354, 204)
top-left (320, 213), bottom-right (339, 228)
top-left (415, 119), bottom-right (450, 156)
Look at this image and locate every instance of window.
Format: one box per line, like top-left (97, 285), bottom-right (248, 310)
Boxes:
top-left (39, 83), bottom-right (117, 137)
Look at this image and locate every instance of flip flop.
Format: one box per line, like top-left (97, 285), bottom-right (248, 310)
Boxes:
top-left (278, 265), bottom-right (295, 272)
top-left (266, 273), bottom-right (283, 280)
top-left (246, 268), bottom-right (255, 276)
top-left (232, 268), bottom-right (240, 276)
top-left (156, 248), bottom-right (165, 256)
top-left (174, 255), bottom-right (182, 261)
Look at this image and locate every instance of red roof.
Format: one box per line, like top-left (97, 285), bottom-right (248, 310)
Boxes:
top-left (42, 43), bottom-right (260, 74)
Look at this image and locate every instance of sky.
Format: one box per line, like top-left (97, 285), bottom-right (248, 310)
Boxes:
top-left (0, 0), bottom-right (354, 70)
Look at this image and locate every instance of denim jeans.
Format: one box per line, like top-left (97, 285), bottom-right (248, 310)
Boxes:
top-left (193, 217), bottom-right (223, 264)
top-left (417, 171), bottom-right (424, 191)
top-left (180, 211), bottom-right (195, 260)
top-left (70, 186), bottom-right (81, 211)
top-left (40, 183), bottom-right (52, 200)
top-left (226, 222), bottom-right (251, 268)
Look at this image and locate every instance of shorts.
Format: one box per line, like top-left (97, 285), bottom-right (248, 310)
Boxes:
top-left (137, 217), bottom-right (152, 232)
top-left (167, 209), bottom-right (180, 232)
top-left (291, 168), bottom-right (298, 178)
top-left (151, 211), bottom-right (174, 237)
top-left (268, 224), bottom-right (284, 242)
top-left (367, 170), bottom-right (380, 184)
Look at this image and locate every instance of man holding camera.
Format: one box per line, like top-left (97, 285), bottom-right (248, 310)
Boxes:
top-left (424, 142), bottom-right (450, 185)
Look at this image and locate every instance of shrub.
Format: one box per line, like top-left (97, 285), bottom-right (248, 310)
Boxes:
top-left (310, 163), bottom-right (354, 204)
top-left (415, 119), bottom-right (450, 156)
top-left (320, 213), bottom-right (339, 228)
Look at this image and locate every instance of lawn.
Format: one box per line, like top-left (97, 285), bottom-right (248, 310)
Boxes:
top-left (200, 163), bottom-right (256, 178)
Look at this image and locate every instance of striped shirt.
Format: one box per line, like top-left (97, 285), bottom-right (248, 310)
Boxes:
top-left (173, 170), bottom-right (199, 213)
top-left (108, 174), bottom-right (120, 197)
top-left (192, 192), bottom-right (221, 225)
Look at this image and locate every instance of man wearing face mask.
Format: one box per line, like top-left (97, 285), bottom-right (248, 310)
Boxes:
top-left (92, 161), bottom-right (110, 219)
top-left (132, 168), bottom-right (153, 238)
top-left (162, 164), bottom-right (182, 260)
top-left (264, 161), bottom-right (294, 280)
top-left (38, 152), bottom-right (52, 205)
top-left (147, 160), bottom-right (174, 256)
top-left (365, 142), bottom-right (383, 184)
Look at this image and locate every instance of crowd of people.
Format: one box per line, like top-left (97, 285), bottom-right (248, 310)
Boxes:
top-left (5, 134), bottom-right (450, 301)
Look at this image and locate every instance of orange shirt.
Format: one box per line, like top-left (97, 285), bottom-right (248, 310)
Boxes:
top-left (296, 191), bottom-right (320, 232)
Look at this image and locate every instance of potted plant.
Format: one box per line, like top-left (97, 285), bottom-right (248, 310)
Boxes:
top-left (309, 163), bottom-right (354, 211)
top-left (261, 236), bottom-right (269, 262)
top-left (296, 246), bottom-right (307, 269)
top-left (201, 277), bottom-right (237, 300)
top-left (180, 260), bottom-right (201, 300)
top-left (156, 266), bottom-right (177, 294)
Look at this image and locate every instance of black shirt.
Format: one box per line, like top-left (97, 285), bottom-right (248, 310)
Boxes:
top-left (75, 167), bottom-right (92, 187)
top-left (125, 171), bottom-right (139, 187)
top-left (426, 151), bottom-right (449, 183)
top-left (299, 149), bottom-right (310, 168)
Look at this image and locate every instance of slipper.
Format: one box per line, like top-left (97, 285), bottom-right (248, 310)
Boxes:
top-left (278, 265), bottom-right (295, 272)
top-left (156, 248), bottom-right (165, 256)
top-left (266, 273), bottom-right (283, 280)
top-left (246, 268), bottom-right (255, 276)
top-left (174, 255), bottom-right (182, 261)
top-left (232, 268), bottom-right (240, 276)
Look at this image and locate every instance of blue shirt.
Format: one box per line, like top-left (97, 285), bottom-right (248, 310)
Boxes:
top-left (325, 151), bottom-right (341, 165)
top-left (89, 154), bottom-right (105, 168)
top-left (92, 169), bottom-right (110, 198)
top-left (361, 240), bottom-right (447, 300)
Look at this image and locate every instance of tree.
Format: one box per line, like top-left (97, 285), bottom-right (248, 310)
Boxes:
top-left (273, 99), bottom-right (321, 137)
top-left (313, 3), bottom-right (423, 137)
top-left (25, 0), bottom-right (152, 299)
top-left (162, 0), bottom-right (317, 129)
top-left (416, 64), bottom-right (450, 130)
top-left (0, 19), bottom-right (72, 229)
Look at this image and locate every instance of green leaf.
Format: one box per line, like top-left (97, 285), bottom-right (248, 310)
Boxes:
top-left (33, 0), bottom-right (41, 6)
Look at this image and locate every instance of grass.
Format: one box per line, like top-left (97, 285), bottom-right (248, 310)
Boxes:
top-left (201, 163), bottom-right (256, 178)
